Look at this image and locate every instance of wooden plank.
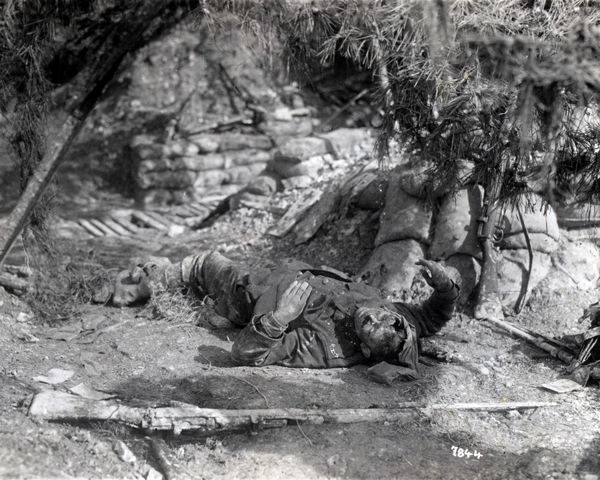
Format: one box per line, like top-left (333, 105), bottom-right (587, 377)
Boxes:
top-left (101, 217), bottom-right (132, 236)
top-left (109, 214), bottom-right (142, 234)
top-left (293, 187), bottom-right (342, 245)
top-left (77, 219), bottom-right (105, 237)
top-left (143, 211), bottom-right (173, 227)
top-left (0, 271), bottom-right (29, 294)
top-left (88, 218), bottom-right (119, 237)
top-left (131, 211), bottom-right (167, 230)
top-left (172, 205), bottom-right (197, 218)
top-left (187, 203), bottom-right (211, 216)
top-left (267, 189), bottom-right (323, 237)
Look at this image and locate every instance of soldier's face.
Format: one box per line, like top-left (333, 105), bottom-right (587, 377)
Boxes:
top-left (353, 307), bottom-right (406, 361)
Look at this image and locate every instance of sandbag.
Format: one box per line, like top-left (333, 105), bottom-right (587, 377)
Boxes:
top-left (173, 154), bottom-right (226, 171)
top-left (497, 249), bottom-right (552, 309)
top-left (316, 128), bottom-right (373, 158)
top-left (500, 233), bottom-right (559, 254)
top-left (225, 149), bottom-right (272, 166)
top-left (274, 137), bottom-right (334, 162)
top-left (374, 174), bottom-right (432, 246)
top-left (499, 195), bottom-right (559, 240)
top-left (136, 170), bottom-right (196, 189)
top-left (354, 239), bottom-right (427, 297)
top-left (429, 185), bottom-right (483, 260)
top-left (266, 156), bottom-right (326, 180)
top-left (441, 254), bottom-right (481, 306)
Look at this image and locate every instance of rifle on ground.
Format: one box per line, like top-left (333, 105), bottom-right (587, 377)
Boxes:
top-left (485, 317), bottom-right (576, 364)
top-left (29, 391), bottom-right (557, 435)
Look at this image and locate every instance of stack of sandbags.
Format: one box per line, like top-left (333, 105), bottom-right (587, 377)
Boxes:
top-left (355, 166), bottom-right (433, 298)
top-left (429, 185), bottom-right (484, 305)
top-left (131, 132), bottom-right (273, 205)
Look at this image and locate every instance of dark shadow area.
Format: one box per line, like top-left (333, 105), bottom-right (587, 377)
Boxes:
top-left (578, 433), bottom-right (600, 475)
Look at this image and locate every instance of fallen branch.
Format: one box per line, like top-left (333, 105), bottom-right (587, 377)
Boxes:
top-left (149, 437), bottom-right (193, 480)
top-left (28, 391), bottom-right (557, 435)
top-left (0, 271), bottom-right (29, 295)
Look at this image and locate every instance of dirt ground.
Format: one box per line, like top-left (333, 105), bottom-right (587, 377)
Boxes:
top-left (1, 134), bottom-right (600, 480)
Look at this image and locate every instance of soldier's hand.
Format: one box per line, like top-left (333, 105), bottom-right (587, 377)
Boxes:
top-left (416, 259), bottom-right (453, 293)
top-left (273, 281), bottom-right (312, 325)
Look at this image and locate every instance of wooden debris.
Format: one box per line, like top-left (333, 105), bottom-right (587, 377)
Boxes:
top-left (131, 211), bottom-right (168, 230)
top-left (28, 391), bottom-right (558, 436)
top-left (149, 437), bottom-right (192, 480)
top-left (101, 218), bottom-right (132, 236)
top-left (77, 219), bottom-right (105, 237)
top-left (268, 189), bottom-right (323, 237)
top-left (110, 214), bottom-right (142, 234)
top-left (0, 271), bottom-right (29, 294)
top-left (143, 211), bottom-right (173, 227)
top-left (293, 186), bottom-right (342, 245)
top-left (88, 218), bottom-right (119, 237)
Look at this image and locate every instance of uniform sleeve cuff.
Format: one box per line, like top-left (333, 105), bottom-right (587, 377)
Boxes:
top-left (254, 312), bottom-right (286, 338)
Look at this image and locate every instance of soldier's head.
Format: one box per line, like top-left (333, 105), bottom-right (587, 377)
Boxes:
top-left (353, 307), bottom-right (418, 369)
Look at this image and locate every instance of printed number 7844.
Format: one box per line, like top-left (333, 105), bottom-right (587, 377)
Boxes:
top-left (452, 446), bottom-right (482, 459)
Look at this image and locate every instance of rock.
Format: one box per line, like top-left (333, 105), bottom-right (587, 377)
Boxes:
top-left (167, 140), bottom-right (200, 157)
top-left (225, 148), bottom-right (272, 166)
top-left (500, 233), bottom-right (559, 254)
top-left (282, 175), bottom-right (313, 190)
top-left (497, 249), bottom-right (552, 308)
top-left (498, 195), bottom-right (560, 240)
top-left (375, 174), bottom-right (433, 246)
top-left (266, 156), bottom-right (326, 179)
top-left (274, 136), bottom-right (334, 162)
top-left (555, 202), bottom-right (600, 229)
top-left (187, 134), bottom-right (220, 153)
top-left (136, 170), bottom-right (196, 189)
top-left (429, 185), bottom-right (483, 260)
top-left (356, 178), bottom-right (388, 210)
top-left (540, 241), bottom-right (600, 291)
top-left (354, 239), bottom-right (427, 296)
top-left (316, 127), bottom-right (374, 158)
top-left (442, 254), bottom-right (482, 305)
top-left (113, 440), bottom-right (136, 463)
top-left (173, 154), bottom-right (226, 171)
top-left (193, 170), bottom-right (229, 188)
top-left (259, 118), bottom-right (313, 138)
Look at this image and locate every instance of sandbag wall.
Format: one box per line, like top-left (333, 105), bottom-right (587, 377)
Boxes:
top-left (130, 120), bottom-right (375, 208)
top-left (354, 160), bottom-right (600, 308)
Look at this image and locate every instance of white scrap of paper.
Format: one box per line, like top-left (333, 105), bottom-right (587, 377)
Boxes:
top-left (33, 368), bottom-right (74, 385)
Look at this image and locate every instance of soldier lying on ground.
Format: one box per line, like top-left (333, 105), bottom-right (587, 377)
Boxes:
top-left (112, 251), bottom-right (460, 384)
